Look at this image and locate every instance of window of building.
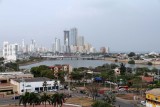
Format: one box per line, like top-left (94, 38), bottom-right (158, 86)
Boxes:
top-left (48, 87), bottom-right (51, 90)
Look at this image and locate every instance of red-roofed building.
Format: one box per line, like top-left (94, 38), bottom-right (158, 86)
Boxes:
top-left (141, 76), bottom-right (154, 83)
top-left (49, 65), bottom-right (73, 78)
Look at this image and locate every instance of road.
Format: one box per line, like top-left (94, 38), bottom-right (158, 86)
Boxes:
top-left (0, 97), bottom-right (19, 105)
top-left (114, 97), bottom-right (136, 107)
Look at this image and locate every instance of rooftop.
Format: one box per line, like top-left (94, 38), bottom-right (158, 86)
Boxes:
top-left (13, 77), bottom-right (52, 83)
top-left (146, 88), bottom-right (160, 96)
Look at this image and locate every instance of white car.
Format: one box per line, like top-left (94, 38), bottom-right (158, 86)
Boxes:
top-left (140, 101), bottom-right (146, 106)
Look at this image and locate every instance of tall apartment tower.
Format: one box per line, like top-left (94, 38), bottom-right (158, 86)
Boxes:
top-left (77, 36), bottom-right (84, 46)
top-left (69, 28), bottom-right (78, 46)
top-left (55, 38), bottom-right (61, 53)
top-left (64, 30), bottom-right (70, 53)
top-left (3, 41), bottom-right (18, 61)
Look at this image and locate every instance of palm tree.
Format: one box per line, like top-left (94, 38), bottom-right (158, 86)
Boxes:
top-left (28, 92), bottom-right (40, 107)
top-left (43, 81), bottom-right (47, 92)
top-left (50, 93), bottom-right (65, 107)
top-left (19, 92), bottom-right (30, 107)
top-left (41, 93), bottom-right (50, 107)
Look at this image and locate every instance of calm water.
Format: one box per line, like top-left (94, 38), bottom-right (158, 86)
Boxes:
top-left (20, 59), bottom-right (160, 69)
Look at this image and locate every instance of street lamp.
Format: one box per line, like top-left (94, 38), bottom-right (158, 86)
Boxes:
top-left (22, 77), bottom-right (25, 94)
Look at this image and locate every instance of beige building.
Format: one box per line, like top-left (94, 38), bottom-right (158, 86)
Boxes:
top-left (0, 72), bottom-right (33, 96)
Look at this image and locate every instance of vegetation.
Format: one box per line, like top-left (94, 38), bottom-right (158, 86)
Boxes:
top-left (128, 60), bottom-right (135, 64)
top-left (92, 100), bottom-right (112, 107)
top-left (50, 93), bottom-right (65, 107)
top-left (41, 93), bottom-right (50, 107)
top-left (120, 63), bottom-right (126, 75)
top-left (19, 92), bottom-right (65, 107)
top-left (16, 56), bottom-right (45, 65)
top-left (86, 83), bottom-right (100, 100)
top-left (128, 52), bottom-right (136, 57)
top-left (102, 91), bottom-right (116, 105)
top-left (30, 65), bottom-right (55, 79)
top-left (147, 62), bottom-right (152, 65)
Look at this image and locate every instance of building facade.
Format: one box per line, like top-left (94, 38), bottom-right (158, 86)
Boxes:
top-left (10, 77), bottom-right (60, 95)
top-left (146, 88), bottom-right (160, 107)
top-left (70, 28), bottom-right (78, 46)
top-left (3, 41), bottom-right (18, 61)
top-left (64, 30), bottom-right (70, 53)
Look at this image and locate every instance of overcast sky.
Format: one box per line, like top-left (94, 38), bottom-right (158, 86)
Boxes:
top-left (0, 0), bottom-right (160, 52)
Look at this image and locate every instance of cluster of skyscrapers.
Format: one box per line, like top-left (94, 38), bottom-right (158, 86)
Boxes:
top-left (52, 27), bottom-right (95, 54)
top-left (1, 27), bottom-right (109, 61)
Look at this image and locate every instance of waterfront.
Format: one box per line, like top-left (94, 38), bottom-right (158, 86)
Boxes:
top-left (20, 59), bottom-right (160, 69)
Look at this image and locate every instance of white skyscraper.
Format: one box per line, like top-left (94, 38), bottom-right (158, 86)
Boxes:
top-left (30, 39), bottom-right (36, 52)
top-left (55, 38), bottom-right (61, 53)
top-left (2, 41), bottom-right (18, 61)
top-left (77, 36), bottom-right (84, 46)
top-left (70, 28), bottom-right (78, 46)
top-left (64, 30), bottom-right (70, 53)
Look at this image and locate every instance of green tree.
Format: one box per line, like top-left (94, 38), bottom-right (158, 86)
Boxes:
top-left (41, 93), bottom-right (50, 107)
top-left (19, 92), bottom-right (30, 107)
top-left (102, 91), bottom-right (115, 105)
top-left (92, 100), bottom-right (112, 107)
top-left (5, 62), bottom-right (19, 71)
top-left (147, 62), bottom-right (152, 65)
top-left (28, 92), bottom-right (40, 107)
top-left (50, 93), bottom-right (65, 107)
top-left (86, 83), bottom-right (100, 100)
top-left (128, 60), bottom-right (135, 64)
top-left (128, 52), bottom-right (136, 57)
top-left (70, 71), bottom-right (83, 82)
top-left (120, 63), bottom-right (126, 75)
top-left (43, 81), bottom-right (47, 92)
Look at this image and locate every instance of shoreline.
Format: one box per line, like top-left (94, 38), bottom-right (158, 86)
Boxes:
top-left (18, 59), bottom-right (46, 66)
top-left (104, 58), bottom-right (160, 65)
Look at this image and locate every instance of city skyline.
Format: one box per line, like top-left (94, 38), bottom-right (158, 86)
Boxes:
top-left (0, 0), bottom-right (160, 52)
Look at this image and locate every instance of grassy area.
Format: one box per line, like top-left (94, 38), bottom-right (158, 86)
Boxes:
top-left (66, 97), bottom-right (94, 107)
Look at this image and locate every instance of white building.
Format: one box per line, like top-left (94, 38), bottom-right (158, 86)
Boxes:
top-left (10, 77), bottom-right (60, 95)
top-left (70, 28), bottom-right (78, 46)
top-left (0, 48), bottom-right (3, 57)
top-left (2, 41), bottom-right (18, 61)
top-left (55, 38), bottom-right (61, 53)
top-left (77, 36), bottom-right (84, 46)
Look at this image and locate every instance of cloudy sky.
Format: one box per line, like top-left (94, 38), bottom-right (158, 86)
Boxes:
top-left (0, 0), bottom-right (160, 52)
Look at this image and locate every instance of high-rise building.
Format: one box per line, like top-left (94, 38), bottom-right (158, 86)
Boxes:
top-left (64, 31), bottom-right (70, 46)
top-left (2, 41), bottom-right (18, 61)
top-left (30, 39), bottom-right (36, 52)
top-left (100, 47), bottom-right (106, 53)
top-left (55, 38), bottom-right (61, 53)
top-left (64, 30), bottom-right (70, 53)
top-left (69, 28), bottom-right (78, 46)
top-left (77, 36), bottom-right (84, 46)
top-left (0, 48), bottom-right (3, 57)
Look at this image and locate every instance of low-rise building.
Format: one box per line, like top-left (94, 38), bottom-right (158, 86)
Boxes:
top-left (10, 77), bottom-right (60, 95)
top-left (141, 76), bottom-right (154, 83)
top-left (146, 88), bottom-right (160, 107)
top-left (0, 72), bottom-right (33, 83)
top-left (49, 64), bottom-right (72, 78)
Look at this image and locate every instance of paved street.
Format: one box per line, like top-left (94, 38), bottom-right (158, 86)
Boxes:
top-left (115, 97), bottom-right (135, 107)
top-left (0, 97), bottom-right (19, 105)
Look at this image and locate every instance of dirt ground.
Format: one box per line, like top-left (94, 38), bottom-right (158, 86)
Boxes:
top-left (116, 93), bottom-right (145, 100)
top-left (1, 104), bottom-right (81, 107)
top-left (2, 97), bottom-right (93, 107)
